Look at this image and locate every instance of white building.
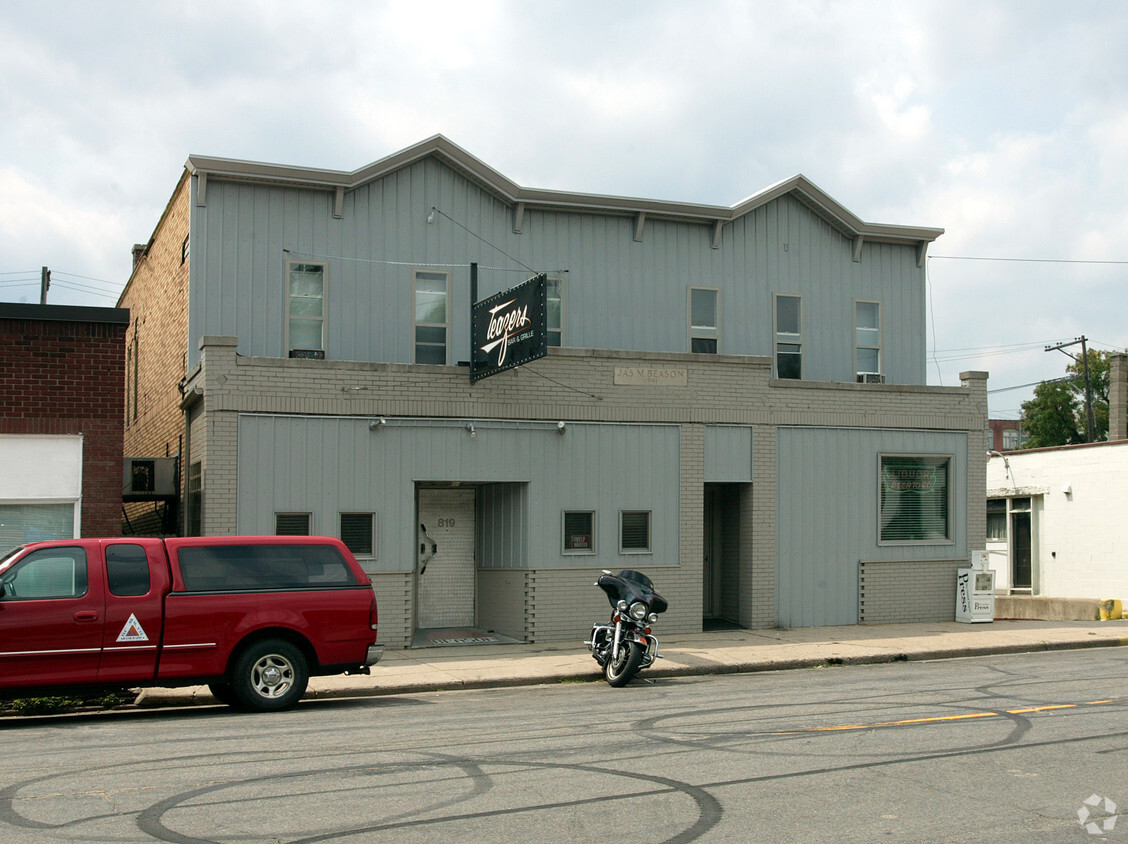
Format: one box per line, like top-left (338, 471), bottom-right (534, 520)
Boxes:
top-left (986, 354), bottom-right (1128, 600)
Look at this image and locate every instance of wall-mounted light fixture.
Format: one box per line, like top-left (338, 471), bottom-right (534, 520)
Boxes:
top-left (427, 207), bottom-right (436, 224)
top-left (369, 416), bottom-right (386, 431)
top-left (465, 423), bottom-right (477, 439)
top-left (557, 421), bottom-right (567, 435)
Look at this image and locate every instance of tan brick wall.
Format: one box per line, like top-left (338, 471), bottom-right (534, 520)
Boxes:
top-left (371, 572), bottom-right (412, 649)
top-left (118, 172), bottom-right (191, 531)
top-left (859, 559), bottom-right (964, 623)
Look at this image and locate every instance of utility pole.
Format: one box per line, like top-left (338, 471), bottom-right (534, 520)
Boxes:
top-left (40, 266), bottom-right (51, 305)
top-left (1045, 336), bottom-right (1095, 442)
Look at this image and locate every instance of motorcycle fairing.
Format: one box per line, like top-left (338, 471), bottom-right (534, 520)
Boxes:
top-left (596, 569), bottom-right (668, 614)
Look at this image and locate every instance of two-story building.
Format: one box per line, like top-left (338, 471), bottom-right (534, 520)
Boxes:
top-left (119, 135), bottom-right (988, 648)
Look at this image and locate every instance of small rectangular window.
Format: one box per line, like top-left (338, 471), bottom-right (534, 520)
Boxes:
top-left (689, 287), bottom-right (719, 353)
top-left (855, 301), bottom-right (881, 376)
top-left (287, 262), bottom-right (326, 353)
top-left (879, 455), bottom-right (952, 543)
top-left (562, 510), bottom-right (595, 554)
top-left (546, 277), bottom-right (564, 347)
top-left (986, 499), bottom-right (1007, 541)
top-left (340, 512), bottom-right (375, 558)
top-left (275, 513), bottom-right (311, 536)
top-left (620, 510), bottom-right (652, 554)
top-left (414, 270), bottom-right (449, 364)
top-left (775, 294), bottom-right (802, 379)
top-left (106, 544), bottom-right (152, 596)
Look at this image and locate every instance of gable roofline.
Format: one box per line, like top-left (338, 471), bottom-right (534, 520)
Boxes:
top-left (185, 134), bottom-right (943, 247)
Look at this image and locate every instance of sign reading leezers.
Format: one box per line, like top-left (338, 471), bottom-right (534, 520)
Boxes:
top-left (470, 273), bottom-right (548, 382)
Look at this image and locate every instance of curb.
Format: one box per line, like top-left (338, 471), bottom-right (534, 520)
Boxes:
top-left (12, 631), bottom-right (1128, 716)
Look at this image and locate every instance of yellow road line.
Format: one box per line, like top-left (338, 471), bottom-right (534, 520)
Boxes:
top-left (775, 699), bottom-right (1116, 735)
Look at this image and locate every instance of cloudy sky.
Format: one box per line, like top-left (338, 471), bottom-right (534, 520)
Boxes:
top-left (2, 1), bottom-right (1126, 416)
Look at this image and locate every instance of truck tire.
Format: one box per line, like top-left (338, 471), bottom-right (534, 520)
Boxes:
top-left (207, 683), bottom-right (236, 706)
top-left (230, 638), bottom-right (309, 711)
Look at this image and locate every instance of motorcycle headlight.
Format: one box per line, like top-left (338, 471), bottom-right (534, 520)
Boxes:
top-left (630, 602), bottom-right (649, 621)
top-left (648, 613), bottom-right (658, 624)
top-left (617, 600), bottom-right (629, 613)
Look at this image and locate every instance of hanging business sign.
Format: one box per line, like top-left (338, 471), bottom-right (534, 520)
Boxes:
top-left (470, 274), bottom-right (547, 382)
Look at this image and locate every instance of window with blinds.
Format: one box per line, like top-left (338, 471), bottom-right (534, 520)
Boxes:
top-left (275, 512), bottom-right (311, 536)
top-left (620, 510), bottom-right (652, 554)
top-left (879, 455), bottom-right (951, 543)
top-left (340, 512), bottom-right (375, 558)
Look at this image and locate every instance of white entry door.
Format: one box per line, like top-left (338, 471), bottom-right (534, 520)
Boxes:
top-left (417, 488), bottom-right (476, 629)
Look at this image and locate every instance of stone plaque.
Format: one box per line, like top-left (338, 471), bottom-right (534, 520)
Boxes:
top-left (613, 365), bottom-right (688, 386)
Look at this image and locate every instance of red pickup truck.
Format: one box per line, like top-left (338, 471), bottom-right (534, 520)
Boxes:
top-left (0, 536), bottom-right (383, 711)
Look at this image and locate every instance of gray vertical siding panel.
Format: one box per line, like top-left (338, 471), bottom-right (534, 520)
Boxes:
top-left (238, 416), bottom-right (680, 573)
top-left (193, 159), bottom-right (927, 382)
top-left (705, 426), bottom-right (754, 482)
top-left (776, 426), bottom-right (970, 627)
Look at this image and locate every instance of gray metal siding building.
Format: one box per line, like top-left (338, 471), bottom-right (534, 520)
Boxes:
top-left (136, 136), bottom-right (987, 648)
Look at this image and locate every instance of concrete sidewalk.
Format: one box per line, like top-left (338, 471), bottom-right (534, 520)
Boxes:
top-left (137, 618), bottom-right (1128, 708)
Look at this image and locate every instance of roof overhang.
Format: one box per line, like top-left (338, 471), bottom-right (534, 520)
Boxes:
top-left (185, 135), bottom-right (943, 251)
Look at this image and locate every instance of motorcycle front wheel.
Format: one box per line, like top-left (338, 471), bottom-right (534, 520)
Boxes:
top-left (603, 640), bottom-right (644, 687)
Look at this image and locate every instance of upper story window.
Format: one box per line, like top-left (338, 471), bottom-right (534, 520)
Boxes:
top-left (774, 294), bottom-right (802, 379)
top-left (287, 262), bottom-right (326, 356)
top-left (689, 287), bottom-right (719, 353)
top-left (546, 276), bottom-right (564, 347)
top-left (414, 270), bottom-right (449, 365)
top-left (855, 301), bottom-right (881, 377)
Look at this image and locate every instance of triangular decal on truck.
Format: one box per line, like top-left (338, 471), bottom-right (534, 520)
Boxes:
top-left (117, 613), bottom-right (149, 643)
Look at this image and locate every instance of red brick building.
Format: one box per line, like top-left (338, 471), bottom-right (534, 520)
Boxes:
top-left (0, 303), bottom-right (129, 544)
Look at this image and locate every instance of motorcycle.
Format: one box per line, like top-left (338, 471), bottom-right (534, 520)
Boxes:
top-left (585, 569), bottom-right (668, 687)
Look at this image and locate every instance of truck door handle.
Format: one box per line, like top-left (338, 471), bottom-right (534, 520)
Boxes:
top-left (74, 610), bottom-right (99, 622)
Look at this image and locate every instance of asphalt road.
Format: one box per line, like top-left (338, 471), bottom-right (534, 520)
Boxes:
top-left (1, 648), bottom-right (1126, 842)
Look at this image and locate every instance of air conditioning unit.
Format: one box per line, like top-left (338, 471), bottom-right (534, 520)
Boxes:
top-left (856, 372), bottom-right (886, 384)
top-left (123, 457), bottom-right (179, 498)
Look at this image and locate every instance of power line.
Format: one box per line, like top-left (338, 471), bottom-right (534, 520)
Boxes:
top-left (930, 255), bottom-right (1128, 265)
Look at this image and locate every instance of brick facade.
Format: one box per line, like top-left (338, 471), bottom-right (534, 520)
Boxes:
top-left (0, 304), bottom-right (129, 537)
top-left (117, 173), bottom-right (191, 533)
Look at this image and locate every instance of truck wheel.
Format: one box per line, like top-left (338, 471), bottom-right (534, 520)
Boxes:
top-left (207, 683), bottom-right (236, 706)
top-left (230, 639), bottom-right (309, 711)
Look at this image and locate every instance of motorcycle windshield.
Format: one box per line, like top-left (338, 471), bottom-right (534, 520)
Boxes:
top-left (597, 570), bottom-right (668, 614)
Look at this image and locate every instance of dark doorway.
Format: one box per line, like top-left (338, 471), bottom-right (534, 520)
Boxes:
top-left (1011, 511), bottom-right (1032, 590)
top-left (703, 483), bottom-right (743, 627)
